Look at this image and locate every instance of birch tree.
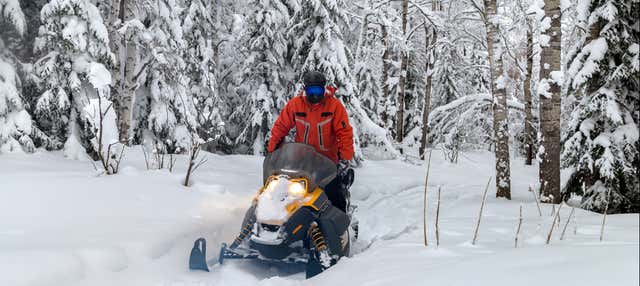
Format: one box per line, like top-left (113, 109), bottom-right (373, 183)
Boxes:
top-left (419, 22), bottom-right (436, 159)
top-left (395, 0), bottom-right (409, 143)
top-left (524, 25), bottom-right (535, 165)
top-left (483, 0), bottom-right (512, 199)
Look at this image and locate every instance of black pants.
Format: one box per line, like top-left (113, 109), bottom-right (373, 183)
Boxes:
top-left (324, 169), bottom-right (354, 212)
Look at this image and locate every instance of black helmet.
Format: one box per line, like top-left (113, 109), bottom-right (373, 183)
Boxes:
top-left (303, 71), bottom-right (326, 87)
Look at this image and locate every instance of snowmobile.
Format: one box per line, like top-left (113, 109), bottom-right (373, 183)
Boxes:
top-left (189, 143), bottom-right (357, 278)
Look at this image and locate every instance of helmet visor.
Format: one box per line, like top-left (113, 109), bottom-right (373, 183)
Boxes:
top-left (305, 86), bottom-right (325, 104)
top-left (305, 86), bottom-right (325, 97)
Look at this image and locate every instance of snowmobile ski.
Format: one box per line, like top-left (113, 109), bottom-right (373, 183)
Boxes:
top-left (188, 238), bottom-right (209, 271)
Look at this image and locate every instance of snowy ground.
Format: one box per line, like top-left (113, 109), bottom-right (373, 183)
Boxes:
top-left (1, 149), bottom-right (638, 286)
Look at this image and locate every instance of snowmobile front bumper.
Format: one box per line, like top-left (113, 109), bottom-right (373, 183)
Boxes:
top-left (218, 242), bottom-right (260, 264)
top-left (220, 241), bottom-right (309, 265)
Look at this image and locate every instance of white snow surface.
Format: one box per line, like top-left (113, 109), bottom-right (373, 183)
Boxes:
top-left (0, 149), bottom-right (638, 286)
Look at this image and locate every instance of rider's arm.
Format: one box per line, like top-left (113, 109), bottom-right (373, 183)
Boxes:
top-left (267, 99), bottom-right (296, 153)
top-left (333, 101), bottom-right (354, 161)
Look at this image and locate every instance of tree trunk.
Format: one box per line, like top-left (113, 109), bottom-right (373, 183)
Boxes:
top-left (524, 27), bottom-right (535, 166)
top-left (381, 24), bottom-right (391, 126)
top-left (107, 0), bottom-right (123, 140)
top-left (483, 0), bottom-right (511, 199)
top-left (113, 0), bottom-right (137, 144)
top-left (419, 24), bottom-right (436, 160)
top-left (396, 0), bottom-right (409, 143)
top-left (539, 0), bottom-right (562, 204)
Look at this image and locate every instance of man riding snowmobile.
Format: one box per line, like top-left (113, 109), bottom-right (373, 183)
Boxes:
top-left (267, 71), bottom-right (355, 212)
top-left (188, 71), bottom-right (357, 278)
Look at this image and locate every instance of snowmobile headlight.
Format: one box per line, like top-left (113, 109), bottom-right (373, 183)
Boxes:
top-left (262, 176), bottom-right (308, 197)
top-left (263, 177), bottom-right (279, 194)
top-left (287, 180), bottom-right (307, 198)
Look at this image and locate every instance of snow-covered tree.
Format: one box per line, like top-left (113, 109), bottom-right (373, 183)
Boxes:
top-left (432, 40), bottom-right (461, 107)
top-left (1, 0), bottom-right (26, 35)
top-left (234, 0), bottom-right (299, 155)
top-left (0, 0), bottom-right (35, 153)
top-left (352, 1), bottom-right (385, 127)
top-left (131, 0), bottom-right (196, 153)
top-left (562, 0), bottom-right (639, 213)
top-left (182, 0), bottom-right (226, 148)
top-left (33, 0), bottom-right (115, 159)
top-left (289, 0), bottom-right (353, 94)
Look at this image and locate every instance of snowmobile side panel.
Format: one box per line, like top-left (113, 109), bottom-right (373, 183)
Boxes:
top-left (317, 206), bottom-right (350, 256)
top-left (189, 238), bottom-right (210, 271)
top-left (241, 203), bottom-right (257, 230)
top-left (283, 206), bottom-right (317, 244)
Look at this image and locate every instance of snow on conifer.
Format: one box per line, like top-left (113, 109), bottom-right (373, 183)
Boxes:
top-left (0, 0), bottom-right (26, 36)
top-left (131, 0), bottom-right (197, 153)
top-left (33, 0), bottom-right (114, 158)
top-left (234, 0), bottom-right (299, 155)
top-left (0, 55), bottom-right (34, 153)
top-left (182, 0), bottom-right (226, 148)
top-left (0, 0), bottom-right (35, 153)
top-left (562, 0), bottom-right (640, 213)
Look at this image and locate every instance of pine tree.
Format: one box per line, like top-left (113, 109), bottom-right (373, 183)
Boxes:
top-left (182, 0), bottom-right (226, 148)
top-left (289, 0), bottom-right (354, 94)
top-left (353, 3), bottom-right (384, 127)
top-left (0, 0), bottom-right (35, 153)
top-left (432, 41), bottom-right (460, 107)
top-left (33, 0), bottom-right (115, 159)
top-left (132, 0), bottom-right (197, 153)
top-left (234, 0), bottom-right (298, 155)
top-left (562, 0), bottom-right (639, 213)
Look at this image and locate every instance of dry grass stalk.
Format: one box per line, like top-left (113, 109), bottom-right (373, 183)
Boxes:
top-left (515, 205), bottom-right (523, 248)
top-left (529, 186), bottom-right (542, 216)
top-left (436, 186), bottom-right (442, 247)
top-left (546, 203), bottom-right (563, 244)
top-left (600, 189), bottom-right (612, 242)
top-left (141, 145), bottom-right (150, 170)
top-left (423, 149), bottom-right (433, 247)
top-left (472, 177), bottom-right (492, 245)
top-left (560, 207), bottom-right (575, 240)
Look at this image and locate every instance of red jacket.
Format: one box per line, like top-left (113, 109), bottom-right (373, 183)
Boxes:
top-left (267, 86), bottom-right (354, 163)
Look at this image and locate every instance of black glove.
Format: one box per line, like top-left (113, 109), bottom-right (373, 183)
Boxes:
top-left (338, 160), bottom-right (350, 174)
top-left (337, 160), bottom-right (354, 190)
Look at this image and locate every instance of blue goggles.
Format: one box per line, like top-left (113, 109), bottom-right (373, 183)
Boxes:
top-left (305, 85), bottom-right (325, 98)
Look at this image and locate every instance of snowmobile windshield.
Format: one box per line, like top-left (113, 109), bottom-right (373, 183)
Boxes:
top-left (263, 143), bottom-right (337, 191)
